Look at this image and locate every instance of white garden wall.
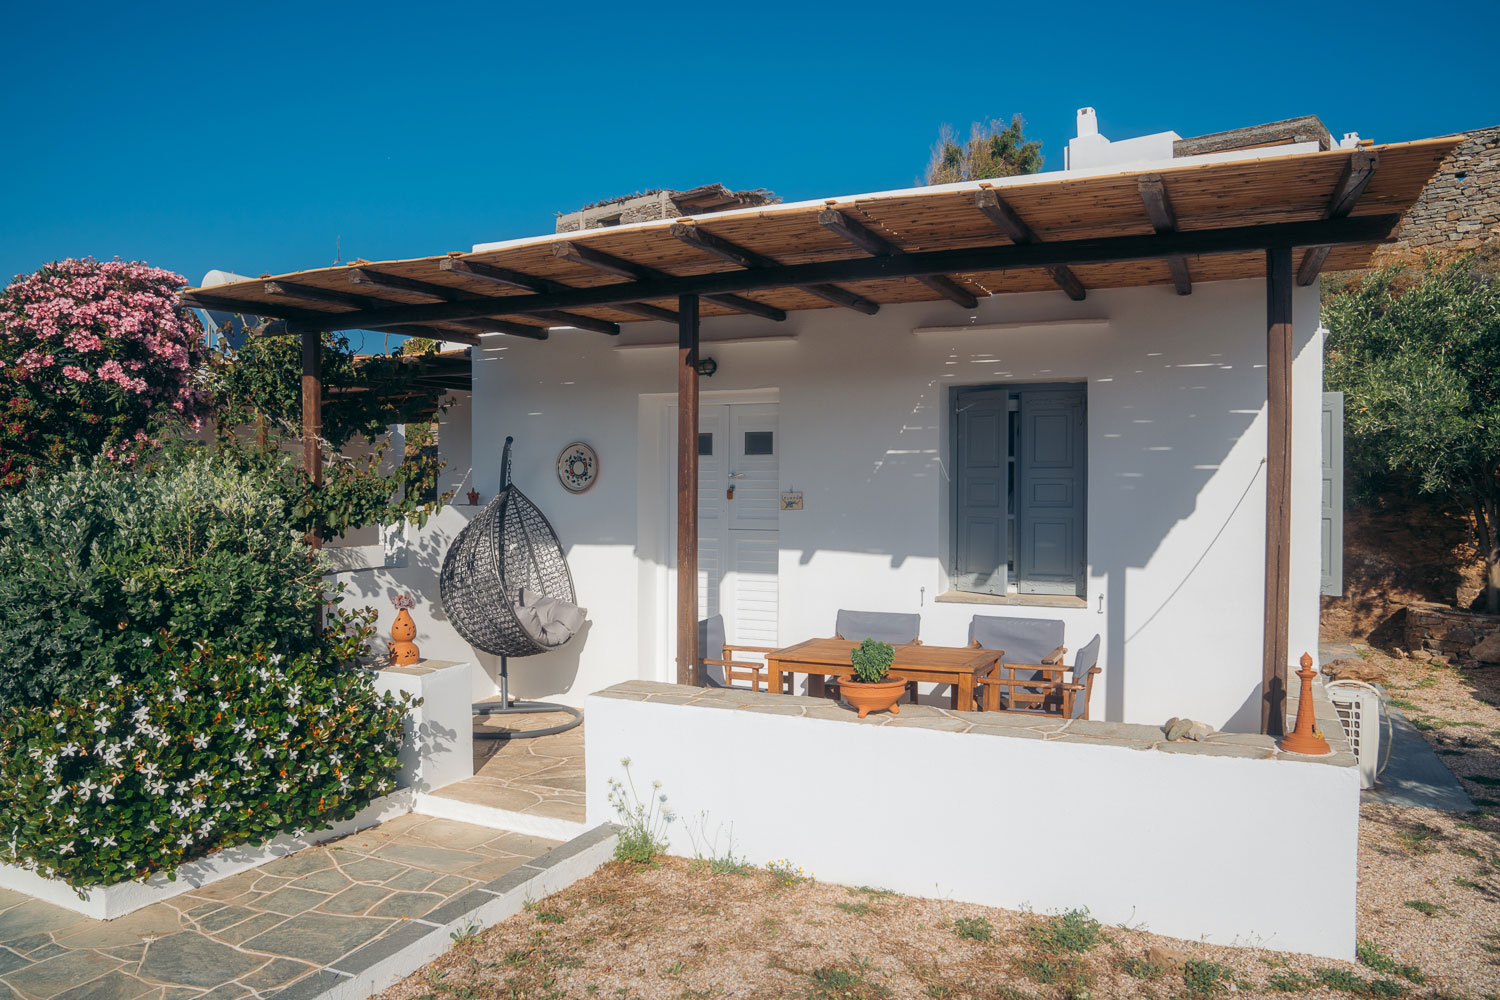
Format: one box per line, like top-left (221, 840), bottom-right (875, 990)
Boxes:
top-left (585, 686), bottom-right (1361, 960)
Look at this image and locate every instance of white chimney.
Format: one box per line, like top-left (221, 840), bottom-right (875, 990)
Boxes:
top-left (1076, 107), bottom-right (1099, 138)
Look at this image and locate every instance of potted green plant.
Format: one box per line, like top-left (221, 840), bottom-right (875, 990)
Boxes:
top-left (841, 638), bottom-right (907, 718)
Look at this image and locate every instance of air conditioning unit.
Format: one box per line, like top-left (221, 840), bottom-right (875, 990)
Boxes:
top-left (1325, 680), bottom-right (1389, 790)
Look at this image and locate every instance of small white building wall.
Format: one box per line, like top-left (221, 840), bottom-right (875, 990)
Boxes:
top-left (439, 277), bottom-right (1323, 730)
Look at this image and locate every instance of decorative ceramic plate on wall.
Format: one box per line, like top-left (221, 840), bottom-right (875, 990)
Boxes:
top-left (556, 441), bottom-right (599, 493)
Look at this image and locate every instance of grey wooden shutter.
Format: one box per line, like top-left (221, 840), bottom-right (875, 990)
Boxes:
top-left (1016, 389), bottom-right (1086, 596)
top-left (1321, 391), bottom-right (1344, 597)
top-left (953, 388), bottom-right (1009, 594)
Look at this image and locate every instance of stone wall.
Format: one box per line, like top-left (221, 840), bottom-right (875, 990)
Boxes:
top-left (1402, 601), bottom-right (1500, 665)
top-left (1372, 126), bottom-right (1500, 265)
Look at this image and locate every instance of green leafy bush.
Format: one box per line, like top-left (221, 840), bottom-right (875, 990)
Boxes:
top-left (0, 636), bottom-right (412, 888)
top-left (0, 456), bottom-right (325, 712)
top-left (850, 638), bottom-right (896, 683)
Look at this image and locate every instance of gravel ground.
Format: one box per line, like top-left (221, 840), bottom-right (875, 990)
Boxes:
top-left (378, 659), bottom-right (1500, 1000)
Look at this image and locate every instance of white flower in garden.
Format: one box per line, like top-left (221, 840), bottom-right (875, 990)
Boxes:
top-left (198, 819), bottom-right (215, 836)
top-left (50, 708), bottom-right (61, 718)
top-left (261, 747), bottom-right (276, 759)
top-left (122, 735), bottom-right (136, 750)
top-left (276, 781), bottom-right (290, 793)
top-left (58, 842), bottom-right (74, 855)
top-left (106, 674), bottom-right (122, 688)
top-left (231, 751), bottom-right (250, 768)
top-left (269, 653), bottom-right (283, 665)
top-left (76, 779), bottom-right (97, 801)
top-left (288, 749), bottom-right (299, 760)
top-left (378, 780), bottom-right (391, 792)
top-left (192, 770), bottom-right (209, 785)
top-left (317, 706), bottom-right (329, 718)
top-left (293, 827), bottom-right (307, 838)
top-left (92, 717), bottom-right (110, 733)
top-left (244, 727), bottom-right (256, 740)
top-left (101, 834), bottom-right (116, 847)
top-left (141, 762), bottom-right (159, 779)
top-left (142, 638), bottom-right (151, 647)
top-left (61, 742), bottom-right (80, 757)
top-left (64, 813), bottom-right (79, 827)
top-left (96, 786), bottom-right (115, 804)
top-left (192, 734), bottom-right (209, 750)
top-left (287, 684), bottom-right (303, 708)
top-left (125, 860), bottom-right (135, 869)
top-left (91, 837), bottom-right (100, 846)
top-left (231, 718), bottom-right (245, 732)
top-left (177, 833), bottom-right (193, 848)
top-left (102, 746), bottom-right (123, 767)
top-left (191, 796), bottom-right (206, 813)
top-left (286, 714), bottom-right (298, 727)
top-left (147, 820), bottom-right (159, 832)
top-left (54, 723), bottom-right (66, 734)
top-left (171, 687), bottom-right (187, 703)
top-left (46, 787), bottom-right (67, 805)
top-left (146, 780), bottom-right (166, 796)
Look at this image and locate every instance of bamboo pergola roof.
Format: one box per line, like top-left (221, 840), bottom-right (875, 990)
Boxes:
top-left (182, 136), bottom-right (1463, 344)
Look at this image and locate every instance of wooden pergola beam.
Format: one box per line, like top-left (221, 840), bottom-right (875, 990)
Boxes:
top-left (974, 190), bottom-right (1086, 301)
top-left (1137, 175), bottom-right (1192, 295)
top-left (1297, 149), bottom-right (1381, 286)
top-left (345, 262), bottom-right (614, 334)
top-left (554, 241), bottom-right (787, 322)
top-left (1262, 247), bottom-right (1294, 735)
top-left (818, 209), bottom-right (979, 309)
top-left (677, 294), bottom-right (701, 686)
top-left (250, 214), bottom-right (1401, 335)
top-left (441, 256), bottom-right (678, 324)
top-left (265, 280), bottom-right (389, 311)
top-left (671, 223), bottom-right (880, 316)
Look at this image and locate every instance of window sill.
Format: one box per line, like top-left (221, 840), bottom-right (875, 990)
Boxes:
top-left (934, 590), bottom-right (1087, 610)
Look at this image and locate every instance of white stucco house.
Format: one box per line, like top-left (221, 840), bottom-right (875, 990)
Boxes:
top-left (187, 109), bottom-right (1459, 736)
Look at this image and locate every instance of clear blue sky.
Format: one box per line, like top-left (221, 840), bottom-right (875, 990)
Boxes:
top-left (3, 0), bottom-right (1495, 316)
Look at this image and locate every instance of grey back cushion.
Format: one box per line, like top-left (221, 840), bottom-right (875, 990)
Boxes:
top-left (514, 589), bottom-right (588, 648)
top-left (699, 615), bottom-right (727, 687)
top-left (1068, 634), bottom-right (1103, 719)
top-left (836, 610), bottom-right (920, 645)
top-left (968, 615), bottom-right (1064, 665)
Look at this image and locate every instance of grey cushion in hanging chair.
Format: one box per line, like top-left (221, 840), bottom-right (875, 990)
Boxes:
top-left (513, 588), bottom-right (588, 648)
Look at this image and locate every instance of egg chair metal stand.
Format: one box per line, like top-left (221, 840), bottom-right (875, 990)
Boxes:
top-left (440, 437), bottom-right (582, 740)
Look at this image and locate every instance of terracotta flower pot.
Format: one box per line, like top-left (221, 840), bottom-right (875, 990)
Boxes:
top-left (840, 676), bottom-right (907, 719)
top-left (390, 607), bottom-right (420, 666)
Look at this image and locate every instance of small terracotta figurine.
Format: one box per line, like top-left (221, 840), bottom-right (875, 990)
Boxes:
top-left (1279, 652), bottom-right (1331, 755)
top-left (390, 594), bottom-right (420, 666)
top-left (467, 487), bottom-right (480, 505)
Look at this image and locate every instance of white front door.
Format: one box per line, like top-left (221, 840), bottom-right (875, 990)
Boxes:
top-left (693, 402), bottom-right (780, 649)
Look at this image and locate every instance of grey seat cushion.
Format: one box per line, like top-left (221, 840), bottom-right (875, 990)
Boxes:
top-left (835, 610), bottom-right (920, 645)
top-left (514, 588), bottom-right (588, 647)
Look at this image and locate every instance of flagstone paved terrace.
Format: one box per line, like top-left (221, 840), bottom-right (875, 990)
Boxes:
top-left (0, 814), bottom-right (560, 1000)
top-left (427, 715), bottom-right (585, 826)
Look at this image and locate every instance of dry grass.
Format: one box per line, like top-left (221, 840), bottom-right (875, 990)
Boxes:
top-left (377, 659), bottom-right (1500, 1000)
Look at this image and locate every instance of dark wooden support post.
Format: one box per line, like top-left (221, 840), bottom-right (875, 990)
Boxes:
top-left (300, 329), bottom-right (323, 550)
top-left (676, 294), bottom-right (701, 686)
top-left (1262, 247), bottom-right (1294, 735)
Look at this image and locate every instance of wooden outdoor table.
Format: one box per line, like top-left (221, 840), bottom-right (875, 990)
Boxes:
top-left (764, 638), bottom-right (1001, 712)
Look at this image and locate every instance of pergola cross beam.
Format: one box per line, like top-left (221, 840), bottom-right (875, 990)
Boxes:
top-left (1137, 175), bottom-right (1193, 295)
top-left (974, 190), bottom-right (1087, 301)
top-left (817, 209), bottom-right (979, 309)
top-left (671, 222), bottom-right (880, 316)
top-left (441, 257), bottom-right (678, 324)
top-left (554, 241), bottom-right (787, 322)
top-left (1297, 149), bottom-right (1381, 286)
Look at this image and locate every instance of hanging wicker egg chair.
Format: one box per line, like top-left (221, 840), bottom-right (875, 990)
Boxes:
top-left (440, 437), bottom-right (583, 738)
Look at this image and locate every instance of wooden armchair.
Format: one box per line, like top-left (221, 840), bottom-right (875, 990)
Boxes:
top-left (699, 615), bottom-right (790, 694)
top-left (968, 615), bottom-right (1098, 716)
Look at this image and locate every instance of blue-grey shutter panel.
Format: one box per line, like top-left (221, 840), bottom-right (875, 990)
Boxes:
top-left (1321, 391), bottom-right (1344, 597)
top-left (1017, 390), bottom-right (1086, 596)
top-left (953, 389), bottom-right (1009, 594)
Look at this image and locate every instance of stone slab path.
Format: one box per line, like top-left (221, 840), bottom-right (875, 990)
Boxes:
top-left (427, 718), bottom-right (585, 826)
top-left (0, 814), bottom-right (560, 1000)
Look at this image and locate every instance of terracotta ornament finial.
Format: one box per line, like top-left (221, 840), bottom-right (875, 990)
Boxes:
top-left (389, 594), bottom-right (420, 666)
top-left (1279, 652), bottom-right (1331, 755)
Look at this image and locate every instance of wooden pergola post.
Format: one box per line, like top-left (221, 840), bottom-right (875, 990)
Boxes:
top-left (301, 329), bottom-right (324, 550)
top-left (676, 294), bottom-right (701, 686)
top-left (1261, 247), bottom-right (1294, 735)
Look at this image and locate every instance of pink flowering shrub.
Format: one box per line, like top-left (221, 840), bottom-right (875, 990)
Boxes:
top-left (0, 258), bottom-right (209, 488)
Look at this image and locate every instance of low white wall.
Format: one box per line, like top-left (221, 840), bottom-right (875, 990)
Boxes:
top-left (585, 692), bottom-right (1360, 960)
top-left (374, 660), bottom-right (474, 793)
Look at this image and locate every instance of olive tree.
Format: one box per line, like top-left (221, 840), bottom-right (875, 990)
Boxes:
top-left (1324, 250), bottom-right (1500, 612)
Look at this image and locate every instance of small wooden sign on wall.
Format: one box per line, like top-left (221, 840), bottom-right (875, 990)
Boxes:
top-left (780, 491), bottom-right (804, 511)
